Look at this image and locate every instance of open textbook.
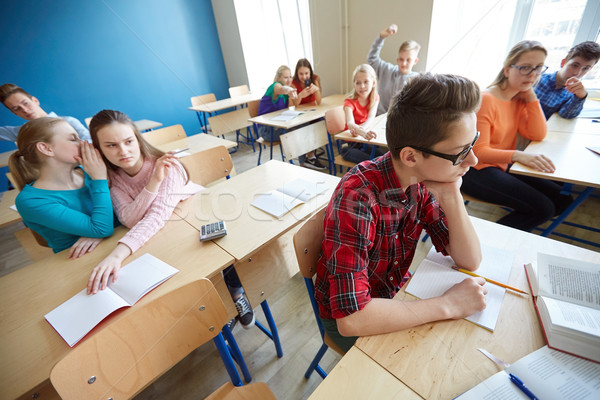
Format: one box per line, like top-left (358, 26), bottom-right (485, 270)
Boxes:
top-left (45, 253), bottom-right (178, 347)
top-left (456, 345), bottom-right (600, 399)
top-left (271, 108), bottom-right (305, 121)
top-left (405, 245), bottom-right (514, 331)
top-left (525, 253), bottom-right (600, 363)
top-left (250, 178), bottom-right (328, 218)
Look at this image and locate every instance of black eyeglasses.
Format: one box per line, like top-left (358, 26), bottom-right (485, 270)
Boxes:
top-left (510, 64), bottom-right (549, 76)
top-left (404, 131), bottom-right (479, 166)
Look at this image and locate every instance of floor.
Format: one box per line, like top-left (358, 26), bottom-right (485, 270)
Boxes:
top-left (0, 131), bottom-right (598, 400)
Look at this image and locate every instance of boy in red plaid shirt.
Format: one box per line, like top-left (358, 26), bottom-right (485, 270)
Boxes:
top-left (315, 73), bottom-right (488, 352)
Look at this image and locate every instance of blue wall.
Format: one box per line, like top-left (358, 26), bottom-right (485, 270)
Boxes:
top-left (0, 0), bottom-right (229, 154)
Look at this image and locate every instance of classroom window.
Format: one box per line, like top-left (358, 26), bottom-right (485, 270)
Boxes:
top-left (427, 0), bottom-right (600, 88)
top-left (233, 0), bottom-right (313, 92)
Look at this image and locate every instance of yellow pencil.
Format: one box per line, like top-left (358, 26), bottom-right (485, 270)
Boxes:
top-left (451, 266), bottom-right (529, 295)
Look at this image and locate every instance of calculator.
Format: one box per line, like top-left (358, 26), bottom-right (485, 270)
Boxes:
top-left (200, 221), bottom-right (227, 241)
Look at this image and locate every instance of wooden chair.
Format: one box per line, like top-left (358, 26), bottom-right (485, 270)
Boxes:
top-left (324, 107), bottom-right (356, 174)
top-left (208, 108), bottom-right (255, 152)
top-left (142, 124), bottom-right (187, 147)
top-left (205, 382), bottom-right (277, 400)
top-left (247, 100), bottom-right (284, 166)
top-left (280, 121), bottom-right (331, 174)
top-left (292, 208), bottom-right (345, 379)
top-left (228, 85), bottom-right (250, 98)
top-left (50, 279), bottom-right (250, 399)
top-left (180, 145), bottom-right (233, 186)
top-left (192, 94), bottom-right (217, 133)
top-left (14, 228), bottom-right (53, 261)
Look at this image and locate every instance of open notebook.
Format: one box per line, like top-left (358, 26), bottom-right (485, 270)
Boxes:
top-left (405, 244), bottom-right (514, 331)
top-left (250, 178), bottom-right (329, 218)
top-left (45, 253), bottom-right (178, 347)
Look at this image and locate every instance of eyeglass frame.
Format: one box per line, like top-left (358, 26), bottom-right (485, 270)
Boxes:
top-left (398, 131), bottom-right (480, 166)
top-left (510, 64), bottom-right (549, 76)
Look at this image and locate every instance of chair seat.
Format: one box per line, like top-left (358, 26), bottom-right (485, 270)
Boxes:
top-left (334, 155), bottom-right (356, 169)
top-left (204, 382), bottom-right (276, 400)
top-left (324, 332), bottom-right (345, 356)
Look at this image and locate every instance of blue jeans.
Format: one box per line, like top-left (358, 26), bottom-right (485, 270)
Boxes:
top-left (340, 142), bottom-right (385, 163)
top-left (258, 125), bottom-right (284, 142)
top-left (461, 166), bottom-right (572, 232)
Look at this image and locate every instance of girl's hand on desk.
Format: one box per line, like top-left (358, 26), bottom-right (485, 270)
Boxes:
top-left (512, 151), bottom-right (555, 173)
top-left (67, 237), bottom-right (102, 259)
top-left (78, 141), bottom-right (107, 180)
top-left (442, 277), bottom-right (488, 319)
top-left (87, 243), bottom-right (131, 294)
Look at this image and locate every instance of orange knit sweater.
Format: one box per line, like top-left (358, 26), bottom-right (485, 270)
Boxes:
top-left (473, 91), bottom-right (547, 171)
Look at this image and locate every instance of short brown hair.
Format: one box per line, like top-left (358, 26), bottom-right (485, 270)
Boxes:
top-left (565, 41), bottom-right (600, 64)
top-left (0, 83), bottom-right (32, 106)
top-left (386, 73), bottom-right (480, 159)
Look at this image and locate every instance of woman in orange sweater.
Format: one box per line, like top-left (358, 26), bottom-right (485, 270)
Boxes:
top-left (462, 41), bottom-right (572, 231)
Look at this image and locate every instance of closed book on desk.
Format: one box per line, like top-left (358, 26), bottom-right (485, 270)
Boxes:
top-left (525, 253), bottom-right (600, 363)
top-left (250, 178), bottom-right (328, 218)
top-left (45, 253), bottom-right (178, 347)
top-left (456, 345), bottom-right (600, 399)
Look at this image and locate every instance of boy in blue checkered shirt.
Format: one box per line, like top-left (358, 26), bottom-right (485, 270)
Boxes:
top-left (534, 41), bottom-right (600, 120)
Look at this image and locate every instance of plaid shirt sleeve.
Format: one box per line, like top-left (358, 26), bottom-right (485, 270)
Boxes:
top-left (535, 73), bottom-right (585, 119)
top-left (321, 185), bottom-right (377, 319)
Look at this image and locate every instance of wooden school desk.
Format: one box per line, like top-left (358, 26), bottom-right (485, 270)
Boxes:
top-left (0, 220), bottom-right (234, 400)
top-left (308, 347), bottom-right (421, 400)
top-left (173, 160), bottom-right (340, 324)
top-left (189, 92), bottom-right (262, 132)
top-left (353, 216), bottom-right (600, 400)
top-left (546, 114), bottom-right (599, 135)
top-left (334, 112), bottom-right (388, 147)
top-left (133, 119), bottom-right (163, 132)
top-left (156, 131), bottom-right (237, 154)
top-left (509, 130), bottom-right (600, 238)
top-left (0, 189), bottom-right (20, 227)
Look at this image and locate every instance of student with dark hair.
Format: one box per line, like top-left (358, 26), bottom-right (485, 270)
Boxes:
top-left (535, 41), bottom-right (600, 119)
top-left (315, 73), bottom-right (486, 352)
top-left (0, 83), bottom-right (90, 142)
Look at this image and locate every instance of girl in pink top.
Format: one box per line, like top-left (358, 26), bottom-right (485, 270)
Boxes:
top-left (462, 41), bottom-right (572, 231)
top-left (341, 64), bottom-right (384, 163)
top-left (86, 110), bottom-right (195, 294)
top-left (86, 110), bottom-right (256, 328)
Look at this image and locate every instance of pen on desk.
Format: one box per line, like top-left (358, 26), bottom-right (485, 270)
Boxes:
top-left (451, 266), bottom-right (528, 295)
top-left (509, 373), bottom-right (539, 400)
top-left (173, 147), bottom-right (190, 154)
top-left (592, 119), bottom-right (599, 123)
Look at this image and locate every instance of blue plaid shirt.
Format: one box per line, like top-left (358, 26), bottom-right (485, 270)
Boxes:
top-left (534, 71), bottom-right (586, 120)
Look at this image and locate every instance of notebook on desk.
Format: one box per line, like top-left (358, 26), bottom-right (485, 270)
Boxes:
top-left (250, 178), bottom-right (328, 218)
top-left (405, 244), bottom-right (514, 331)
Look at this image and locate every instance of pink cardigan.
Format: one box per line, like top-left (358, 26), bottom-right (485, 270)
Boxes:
top-left (110, 157), bottom-right (200, 253)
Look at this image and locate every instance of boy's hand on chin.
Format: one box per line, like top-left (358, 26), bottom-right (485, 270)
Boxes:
top-left (422, 178), bottom-right (462, 202)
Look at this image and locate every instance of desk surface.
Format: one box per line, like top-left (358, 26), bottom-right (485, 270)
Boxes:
top-left (174, 160), bottom-right (340, 261)
top-left (355, 216), bottom-right (600, 400)
top-left (509, 130), bottom-right (600, 187)
top-left (308, 347), bottom-right (421, 399)
top-left (0, 189), bottom-right (20, 227)
top-left (0, 220), bottom-right (234, 399)
top-left (546, 114), bottom-right (599, 135)
top-left (188, 92), bottom-right (262, 113)
top-left (133, 119), bottom-right (163, 132)
top-left (335, 112), bottom-right (388, 147)
top-left (248, 94), bottom-right (345, 130)
top-left (156, 132), bottom-right (237, 153)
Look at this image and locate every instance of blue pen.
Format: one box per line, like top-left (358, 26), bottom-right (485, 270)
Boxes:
top-left (509, 373), bottom-right (539, 400)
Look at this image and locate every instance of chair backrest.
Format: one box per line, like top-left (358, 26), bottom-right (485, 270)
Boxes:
top-left (50, 278), bottom-right (229, 400)
top-left (84, 117), bottom-right (92, 128)
top-left (293, 208), bottom-right (326, 280)
top-left (208, 108), bottom-right (252, 137)
top-left (142, 124), bottom-right (186, 147)
top-left (191, 93), bottom-right (217, 107)
top-left (324, 106), bottom-right (346, 135)
top-left (247, 100), bottom-right (260, 118)
top-left (179, 145), bottom-right (233, 186)
top-left (228, 85), bottom-right (250, 98)
top-left (280, 120), bottom-right (328, 161)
